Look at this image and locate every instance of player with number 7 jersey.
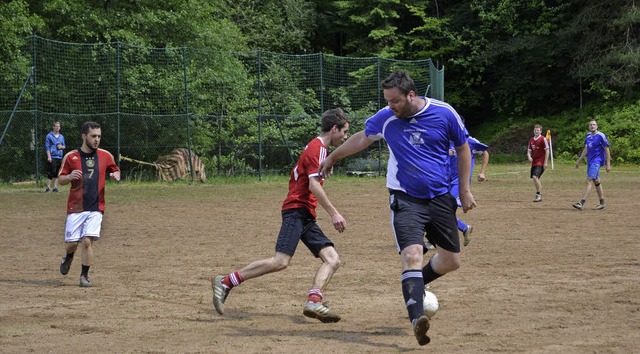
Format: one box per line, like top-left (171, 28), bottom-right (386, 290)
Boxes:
top-left (57, 121), bottom-right (120, 288)
top-left (59, 146), bottom-right (119, 214)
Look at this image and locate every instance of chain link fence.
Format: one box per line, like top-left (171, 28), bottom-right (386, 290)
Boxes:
top-left (0, 36), bottom-right (444, 182)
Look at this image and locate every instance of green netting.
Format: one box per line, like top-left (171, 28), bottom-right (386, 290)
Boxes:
top-left (0, 36), bottom-right (444, 182)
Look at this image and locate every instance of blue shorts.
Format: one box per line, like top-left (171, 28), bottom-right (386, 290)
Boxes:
top-left (449, 183), bottom-right (462, 207)
top-left (389, 191), bottom-right (460, 254)
top-left (587, 163), bottom-right (602, 180)
top-left (275, 208), bottom-right (334, 257)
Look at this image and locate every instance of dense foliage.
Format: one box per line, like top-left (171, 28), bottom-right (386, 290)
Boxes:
top-left (1, 0), bottom-right (639, 170)
top-left (473, 99), bottom-right (640, 164)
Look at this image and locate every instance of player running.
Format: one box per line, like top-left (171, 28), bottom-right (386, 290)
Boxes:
top-left (448, 133), bottom-right (489, 246)
top-left (57, 121), bottom-right (120, 287)
top-left (211, 108), bottom-right (350, 322)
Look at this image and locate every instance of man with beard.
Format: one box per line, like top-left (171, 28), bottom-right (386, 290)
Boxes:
top-left (57, 121), bottom-right (120, 287)
top-left (319, 71), bottom-right (475, 346)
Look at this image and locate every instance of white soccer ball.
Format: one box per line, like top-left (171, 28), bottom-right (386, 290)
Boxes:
top-left (423, 291), bottom-right (439, 319)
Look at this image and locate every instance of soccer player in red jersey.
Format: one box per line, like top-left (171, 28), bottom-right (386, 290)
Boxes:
top-left (527, 124), bottom-right (550, 202)
top-left (58, 121), bottom-right (120, 287)
top-left (212, 108), bottom-right (349, 322)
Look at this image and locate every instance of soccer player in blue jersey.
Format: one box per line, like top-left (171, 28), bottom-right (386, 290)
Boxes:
top-left (45, 121), bottom-right (66, 192)
top-left (319, 70), bottom-right (475, 346)
top-left (573, 119), bottom-right (611, 210)
top-left (448, 134), bottom-right (489, 246)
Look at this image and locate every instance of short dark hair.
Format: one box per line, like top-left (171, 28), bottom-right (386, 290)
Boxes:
top-left (81, 121), bottom-right (101, 135)
top-left (381, 70), bottom-right (416, 96)
top-left (321, 108), bottom-right (350, 132)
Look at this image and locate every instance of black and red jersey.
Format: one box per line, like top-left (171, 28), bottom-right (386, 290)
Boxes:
top-left (59, 148), bottom-right (120, 214)
top-left (528, 136), bottom-right (549, 167)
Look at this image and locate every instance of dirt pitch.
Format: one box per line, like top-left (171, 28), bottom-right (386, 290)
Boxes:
top-left (1, 164), bottom-right (639, 353)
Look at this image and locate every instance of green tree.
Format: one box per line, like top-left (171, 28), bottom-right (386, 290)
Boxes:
top-left (565, 0), bottom-right (640, 100)
top-left (310, 0), bottom-right (438, 59)
top-left (0, 0), bottom-right (44, 106)
top-left (220, 0), bottom-right (316, 53)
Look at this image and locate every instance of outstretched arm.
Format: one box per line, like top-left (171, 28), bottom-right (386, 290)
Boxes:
top-left (309, 177), bottom-right (346, 233)
top-left (319, 130), bottom-right (374, 177)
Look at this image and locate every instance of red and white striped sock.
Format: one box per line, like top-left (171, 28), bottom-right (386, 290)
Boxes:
top-left (222, 271), bottom-right (243, 289)
top-left (307, 288), bottom-right (323, 303)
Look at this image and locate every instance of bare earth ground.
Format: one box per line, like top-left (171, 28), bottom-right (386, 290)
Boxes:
top-left (1, 164), bottom-right (639, 353)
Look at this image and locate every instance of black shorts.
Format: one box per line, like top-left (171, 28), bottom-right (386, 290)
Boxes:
top-left (530, 165), bottom-right (544, 178)
top-left (48, 159), bottom-right (62, 179)
top-left (389, 191), bottom-right (460, 253)
top-left (275, 208), bottom-right (334, 257)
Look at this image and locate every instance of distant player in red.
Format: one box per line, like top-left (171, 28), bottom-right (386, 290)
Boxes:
top-left (212, 108), bottom-right (350, 322)
top-left (527, 124), bottom-right (550, 202)
top-left (58, 121), bottom-right (120, 287)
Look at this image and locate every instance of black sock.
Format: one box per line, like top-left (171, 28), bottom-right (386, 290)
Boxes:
top-left (81, 265), bottom-right (90, 277)
top-left (401, 270), bottom-right (425, 322)
top-left (65, 252), bottom-right (75, 260)
top-left (536, 192), bottom-right (541, 195)
top-left (600, 199), bottom-right (605, 204)
top-left (422, 260), bottom-right (442, 285)
top-left (580, 199), bottom-right (586, 205)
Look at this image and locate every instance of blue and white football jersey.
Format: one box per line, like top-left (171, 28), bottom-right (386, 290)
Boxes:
top-left (364, 97), bottom-right (466, 199)
top-left (585, 132), bottom-right (610, 165)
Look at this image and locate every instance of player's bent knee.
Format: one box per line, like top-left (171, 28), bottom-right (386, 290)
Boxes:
top-left (319, 246), bottom-right (340, 265)
top-left (331, 256), bottom-right (341, 269)
top-left (403, 251), bottom-right (423, 266)
top-left (273, 254), bottom-right (292, 270)
top-left (273, 260), bottom-right (289, 271)
top-left (440, 254), bottom-right (461, 273)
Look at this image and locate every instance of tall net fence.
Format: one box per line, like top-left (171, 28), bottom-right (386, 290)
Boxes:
top-left (0, 36), bottom-right (444, 182)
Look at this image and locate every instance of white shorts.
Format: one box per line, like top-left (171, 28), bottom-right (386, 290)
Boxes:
top-left (64, 211), bottom-right (103, 243)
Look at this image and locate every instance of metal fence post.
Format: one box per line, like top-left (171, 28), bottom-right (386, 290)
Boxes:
top-left (320, 53), bottom-right (324, 113)
top-left (33, 35), bottom-right (40, 183)
top-left (183, 46), bottom-right (194, 182)
top-left (117, 41), bottom-right (121, 168)
top-left (257, 50), bottom-right (263, 180)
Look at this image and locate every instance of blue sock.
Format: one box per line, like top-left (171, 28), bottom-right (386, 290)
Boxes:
top-left (457, 218), bottom-right (468, 233)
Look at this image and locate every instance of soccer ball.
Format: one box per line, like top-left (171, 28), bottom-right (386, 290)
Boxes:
top-left (423, 290), bottom-right (439, 319)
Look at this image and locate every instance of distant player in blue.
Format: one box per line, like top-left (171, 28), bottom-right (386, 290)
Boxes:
top-left (319, 70), bottom-right (476, 346)
top-left (573, 119), bottom-right (611, 210)
top-left (448, 133), bottom-right (489, 246)
top-left (45, 121), bottom-right (66, 192)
